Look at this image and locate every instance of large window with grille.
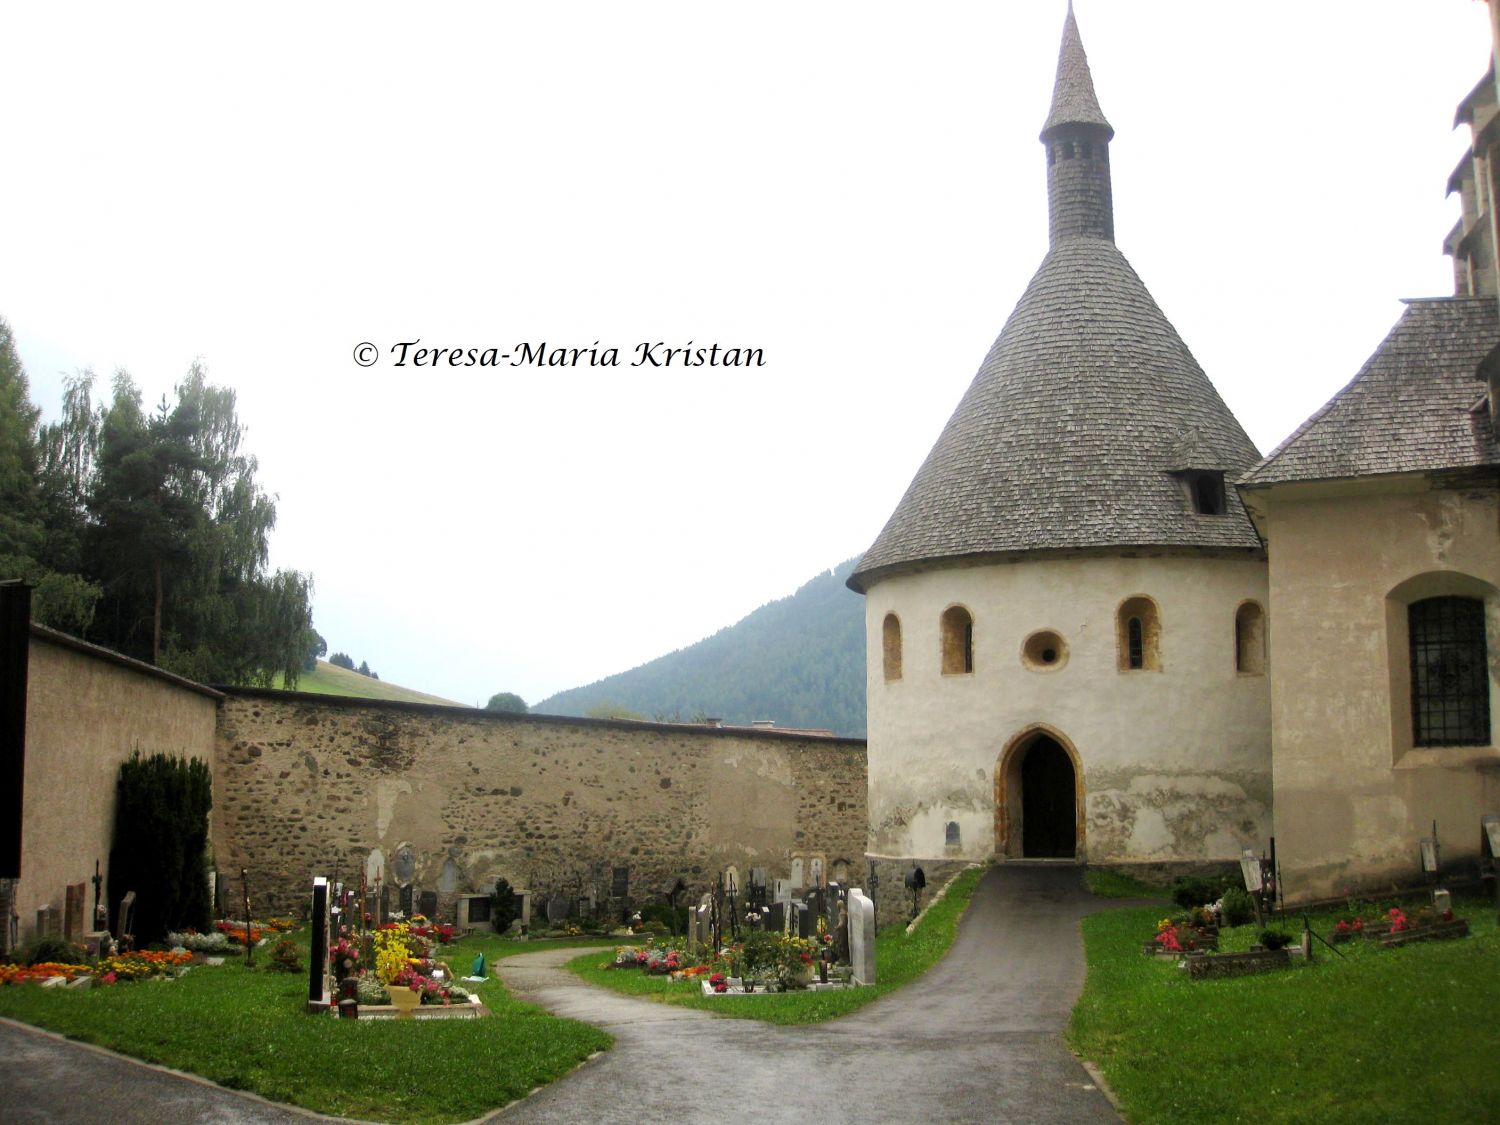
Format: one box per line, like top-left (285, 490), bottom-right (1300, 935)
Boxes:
top-left (1409, 596), bottom-right (1490, 746)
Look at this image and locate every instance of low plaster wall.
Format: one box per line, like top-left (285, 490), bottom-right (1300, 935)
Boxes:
top-left (213, 692), bottom-right (867, 918)
top-left (14, 627), bottom-right (220, 947)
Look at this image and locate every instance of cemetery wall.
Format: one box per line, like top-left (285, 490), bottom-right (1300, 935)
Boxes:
top-left (16, 626), bottom-right (221, 944)
top-left (1260, 485), bottom-right (1500, 900)
top-left (212, 691), bottom-right (868, 918)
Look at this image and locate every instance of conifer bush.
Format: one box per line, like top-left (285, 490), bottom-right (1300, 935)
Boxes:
top-left (107, 752), bottom-right (213, 946)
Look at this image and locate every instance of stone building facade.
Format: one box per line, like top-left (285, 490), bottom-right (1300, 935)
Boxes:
top-left (849, 8), bottom-right (1272, 873)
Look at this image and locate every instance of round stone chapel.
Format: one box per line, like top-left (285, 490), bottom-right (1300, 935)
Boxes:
top-left (849, 7), bottom-right (1273, 870)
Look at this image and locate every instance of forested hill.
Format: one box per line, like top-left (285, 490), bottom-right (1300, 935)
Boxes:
top-left (535, 558), bottom-right (868, 736)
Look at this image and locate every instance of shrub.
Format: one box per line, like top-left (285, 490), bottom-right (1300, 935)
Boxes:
top-left (356, 974), bottom-right (389, 1005)
top-left (1258, 929), bottom-right (1294, 951)
top-left (267, 938), bottom-right (302, 973)
top-left (23, 937), bottom-right (87, 967)
top-left (108, 752), bottom-right (213, 947)
top-left (640, 903), bottom-right (688, 934)
top-left (491, 878), bottom-right (519, 934)
top-left (1171, 875), bottom-right (1231, 909)
top-left (1220, 887), bottom-right (1256, 927)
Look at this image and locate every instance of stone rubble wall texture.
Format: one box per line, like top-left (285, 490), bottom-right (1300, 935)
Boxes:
top-left (18, 631), bottom-right (220, 946)
top-left (212, 691), bottom-right (867, 918)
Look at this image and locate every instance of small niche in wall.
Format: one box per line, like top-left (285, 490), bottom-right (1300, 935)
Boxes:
top-left (944, 821), bottom-right (961, 852)
top-left (1022, 629), bottom-right (1069, 671)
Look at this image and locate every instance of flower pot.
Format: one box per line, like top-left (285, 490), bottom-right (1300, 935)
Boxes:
top-left (387, 984), bottom-right (421, 1019)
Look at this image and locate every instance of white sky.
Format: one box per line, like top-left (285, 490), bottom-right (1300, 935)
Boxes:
top-left (2, 2), bottom-right (1491, 707)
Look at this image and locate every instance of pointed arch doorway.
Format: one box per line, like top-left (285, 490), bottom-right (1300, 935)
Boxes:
top-left (995, 727), bottom-right (1083, 859)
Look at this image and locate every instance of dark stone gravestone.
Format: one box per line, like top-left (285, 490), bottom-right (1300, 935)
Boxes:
top-left (748, 868), bottom-right (767, 909)
top-left (308, 877), bottom-right (332, 1013)
top-left (216, 872), bottom-right (232, 918)
top-left (63, 882), bottom-right (86, 945)
top-left (546, 894), bottom-right (570, 926)
top-left (611, 866), bottom-right (629, 899)
top-left (418, 890), bottom-right (438, 919)
top-left (399, 884), bottom-right (413, 916)
top-left (379, 885), bottom-right (391, 923)
top-left (765, 901), bottom-right (786, 935)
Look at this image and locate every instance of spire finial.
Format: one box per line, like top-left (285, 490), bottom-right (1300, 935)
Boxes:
top-left (1041, 3), bottom-right (1113, 142)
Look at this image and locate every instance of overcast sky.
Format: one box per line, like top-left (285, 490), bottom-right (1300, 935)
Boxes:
top-left (3, 2), bottom-right (1490, 707)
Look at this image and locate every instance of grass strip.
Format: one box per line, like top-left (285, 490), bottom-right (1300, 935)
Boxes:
top-left (0, 933), bottom-right (610, 1124)
top-left (1084, 867), bottom-right (1170, 900)
top-left (1069, 895), bottom-right (1500, 1124)
top-left (565, 866), bottom-right (982, 1025)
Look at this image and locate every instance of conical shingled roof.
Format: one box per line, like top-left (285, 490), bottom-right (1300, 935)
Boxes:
top-left (1041, 3), bottom-right (1112, 140)
top-left (848, 240), bottom-right (1264, 591)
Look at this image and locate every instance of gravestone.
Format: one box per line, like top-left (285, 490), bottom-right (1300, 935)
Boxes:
top-left (365, 847), bottom-right (385, 884)
top-left (418, 890), bottom-right (438, 919)
top-left (773, 879), bottom-right (793, 904)
top-left (393, 845), bottom-right (416, 884)
top-left (308, 877), bottom-right (332, 1013)
top-left (790, 858), bottom-right (804, 890)
top-left (848, 888), bottom-right (876, 985)
top-left (63, 882), bottom-right (86, 945)
top-left (810, 856), bottom-right (824, 887)
top-left (546, 894), bottom-right (570, 926)
top-left (215, 872), bottom-right (232, 918)
top-left (36, 905), bottom-right (61, 939)
top-left (611, 866), bottom-right (630, 898)
top-left (399, 884), bottom-right (413, 916)
top-left (439, 858), bottom-right (460, 893)
top-left (749, 868), bottom-right (767, 909)
top-left (1484, 814), bottom-right (1500, 859)
top-left (766, 901), bottom-right (786, 936)
top-left (379, 885), bottom-right (391, 923)
top-left (116, 891), bottom-right (136, 950)
top-left (833, 897), bottom-right (851, 965)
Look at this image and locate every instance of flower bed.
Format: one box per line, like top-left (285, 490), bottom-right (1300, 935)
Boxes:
top-left (1332, 906), bottom-right (1467, 946)
top-left (2, 950), bottom-right (192, 986)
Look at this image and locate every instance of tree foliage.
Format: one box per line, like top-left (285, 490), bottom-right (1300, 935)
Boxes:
top-left (485, 692), bottom-right (528, 714)
top-left (0, 324), bottom-right (316, 686)
top-left (107, 752), bottom-right (213, 947)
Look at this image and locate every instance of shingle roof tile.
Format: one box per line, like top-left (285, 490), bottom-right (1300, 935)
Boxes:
top-left (1239, 298), bottom-right (1500, 487)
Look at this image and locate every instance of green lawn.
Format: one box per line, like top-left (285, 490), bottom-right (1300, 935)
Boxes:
top-left (566, 867), bottom-right (982, 1025)
top-left (0, 933), bottom-right (610, 1124)
top-left (273, 660), bottom-right (462, 705)
top-left (1084, 867), bottom-right (1171, 899)
top-left (1070, 896), bottom-right (1500, 1124)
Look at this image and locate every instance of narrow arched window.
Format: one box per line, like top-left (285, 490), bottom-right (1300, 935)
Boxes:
top-left (882, 613), bottom-right (903, 682)
top-left (1235, 602), bottom-right (1266, 675)
top-left (1117, 596), bottom-right (1161, 671)
top-left (941, 605), bottom-right (974, 675)
top-left (1409, 596), bottom-right (1490, 746)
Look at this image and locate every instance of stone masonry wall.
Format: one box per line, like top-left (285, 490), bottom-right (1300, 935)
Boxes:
top-left (213, 691), bottom-right (867, 920)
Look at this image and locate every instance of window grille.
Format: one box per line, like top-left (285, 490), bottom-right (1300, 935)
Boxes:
top-left (1409, 597), bottom-right (1490, 747)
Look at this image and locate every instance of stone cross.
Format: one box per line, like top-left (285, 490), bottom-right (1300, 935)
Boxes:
top-left (848, 888), bottom-right (876, 985)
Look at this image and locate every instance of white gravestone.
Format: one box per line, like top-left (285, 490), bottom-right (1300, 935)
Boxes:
top-left (848, 888), bottom-right (876, 985)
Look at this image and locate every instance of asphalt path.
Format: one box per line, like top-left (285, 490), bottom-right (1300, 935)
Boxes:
top-left (0, 865), bottom-right (1125, 1125)
top-left (491, 864), bottom-right (1122, 1124)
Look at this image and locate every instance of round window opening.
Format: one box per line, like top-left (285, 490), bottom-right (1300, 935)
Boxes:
top-left (1022, 630), bottom-right (1069, 671)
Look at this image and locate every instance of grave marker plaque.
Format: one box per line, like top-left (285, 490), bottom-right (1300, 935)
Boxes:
top-left (611, 866), bottom-right (630, 899)
top-left (418, 889), bottom-right (438, 919)
top-left (1483, 814), bottom-right (1500, 860)
top-left (1419, 837), bottom-right (1439, 875)
top-left (1240, 849), bottom-right (1263, 892)
top-left (63, 882), bottom-right (85, 945)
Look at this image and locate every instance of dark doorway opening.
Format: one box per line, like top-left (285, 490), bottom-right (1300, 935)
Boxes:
top-left (1021, 735), bottom-right (1076, 858)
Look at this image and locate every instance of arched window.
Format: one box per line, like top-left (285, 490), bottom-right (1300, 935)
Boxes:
top-left (1409, 597), bottom-right (1490, 746)
top-left (1117, 596), bottom-right (1161, 671)
top-left (941, 605), bottom-right (974, 675)
top-left (1235, 602), bottom-right (1266, 675)
top-left (882, 613), bottom-right (903, 682)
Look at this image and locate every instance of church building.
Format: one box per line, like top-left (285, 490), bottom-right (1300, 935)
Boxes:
top-left (849, 7), bottom-right (1273, 872)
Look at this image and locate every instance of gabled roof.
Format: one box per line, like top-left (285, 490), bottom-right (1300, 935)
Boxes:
top-left (848, 238), bottom-right (1264, 591)
top-left (1240, 298), bottom-right (1500, 488)
top-left (1041, 2), bottom-right (1112, 140)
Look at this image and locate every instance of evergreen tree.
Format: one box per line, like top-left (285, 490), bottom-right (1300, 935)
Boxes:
top-left (107, 752), bottom-right (213, 946)
top-left (485, 692), bottom-right (528, 713)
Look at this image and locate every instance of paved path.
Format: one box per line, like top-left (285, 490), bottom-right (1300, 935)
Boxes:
top-left (490, 865), bottom-right (1121, 1124)
top-left (0, 866), bottom-right (1124, 1125)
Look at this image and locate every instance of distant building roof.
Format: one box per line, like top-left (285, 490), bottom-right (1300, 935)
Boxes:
top-left (1240, 298), bottom-right (1500, 488)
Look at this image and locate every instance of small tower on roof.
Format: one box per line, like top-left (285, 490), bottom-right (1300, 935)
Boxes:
top-left (1041, 3), bottom-right (1115, 244)
top-left (850, 5), bottom-right (1271, 877)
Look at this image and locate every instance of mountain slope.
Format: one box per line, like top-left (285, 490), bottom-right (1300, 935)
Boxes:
top-left (274, 660), bottom-right (462, 705)
top-left (535, 558), bottom-right (868, 736)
